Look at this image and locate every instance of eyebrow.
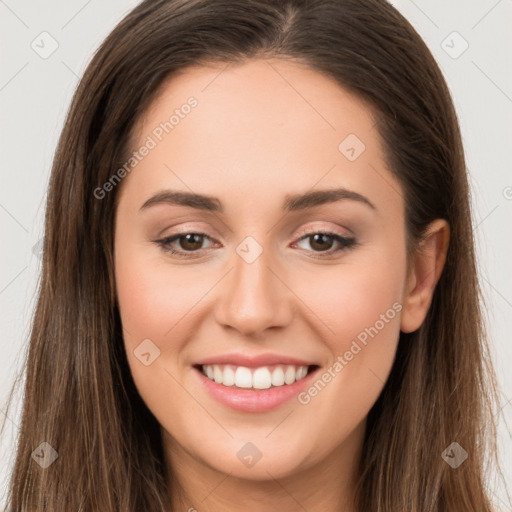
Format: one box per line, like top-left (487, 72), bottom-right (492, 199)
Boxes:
top-left (139, 187), bottom-right (376, 213)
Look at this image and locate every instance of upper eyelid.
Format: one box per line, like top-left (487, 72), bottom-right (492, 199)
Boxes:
top-left (158, 219), bottom-right (353, 240)
top-left (294, 225), bottom-right (352, 239)
top-left (158, 227), bottom-right (351, 244)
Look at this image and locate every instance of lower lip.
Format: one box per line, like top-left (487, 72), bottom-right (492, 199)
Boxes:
top-left (194, 366), bottom-right (318, 413)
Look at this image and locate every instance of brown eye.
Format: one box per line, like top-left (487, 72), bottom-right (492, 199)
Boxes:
top-left (155, 232), bottom-right (215, 257)
top-left (177, 233), bottom-right (205, 251)
top-left (308, 233), bottom-right (336, 251)
top-left (295, 231), bottom-right (356, 257)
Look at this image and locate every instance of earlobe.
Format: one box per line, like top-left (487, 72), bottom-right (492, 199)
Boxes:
top-left (400, 219), bottom-right (450, 333)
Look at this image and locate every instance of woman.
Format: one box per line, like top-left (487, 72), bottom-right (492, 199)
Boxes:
top-left (2, 0), bottom-right (500, 510)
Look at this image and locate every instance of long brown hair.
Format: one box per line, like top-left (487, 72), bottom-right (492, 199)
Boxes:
top-left (2, 0), bottom-right (500, 510)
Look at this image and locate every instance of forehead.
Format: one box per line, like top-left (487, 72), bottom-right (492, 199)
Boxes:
top-left (121, 58), bottom-right (400, 216)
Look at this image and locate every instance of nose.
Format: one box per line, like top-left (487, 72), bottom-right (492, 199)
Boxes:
top-left (213, 243), bottom-right (293, 337)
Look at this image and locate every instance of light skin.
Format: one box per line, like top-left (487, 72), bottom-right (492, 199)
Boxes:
top-left (114, 58), bottom-right (449, 512)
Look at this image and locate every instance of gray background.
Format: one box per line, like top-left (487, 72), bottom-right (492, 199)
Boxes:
top-left (1, 0), bottom-right (511, 509)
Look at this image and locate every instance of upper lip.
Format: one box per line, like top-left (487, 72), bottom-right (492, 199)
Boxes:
top-left (194, 353), bottom-right (317, 368)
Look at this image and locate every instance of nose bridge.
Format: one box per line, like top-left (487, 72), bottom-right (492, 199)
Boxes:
top-left (214, 236), bottom-right (292, 336)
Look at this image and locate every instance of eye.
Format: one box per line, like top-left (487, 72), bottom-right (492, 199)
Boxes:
top-left (293, 231), bottom-right (356, 257)
top-left (155, 232), bottom-right (216, 258)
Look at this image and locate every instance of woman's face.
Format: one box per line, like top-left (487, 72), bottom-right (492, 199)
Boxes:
top-left (114, 58), bottom-right (411, 481)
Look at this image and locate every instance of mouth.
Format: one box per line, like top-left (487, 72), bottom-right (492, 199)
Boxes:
top-left (195, 363), bottom-right (318, 390)
top-left (192, 360), bottom-right (320, 413)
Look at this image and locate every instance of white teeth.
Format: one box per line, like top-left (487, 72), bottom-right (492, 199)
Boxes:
top-left (213, 365), bottom-right (223, 384)
top-left (234, 366), bottom-right (253, 388)
top-left (201, 364), bottom-right (310, 389)
top-left (284, 365), bottom-right (296, 385)
top-left (223, 366), bottom-right (235, 386)
top-left (271, 367), bottom-right (285, 386)
top-left (253, 367), bottom-right (272, 389)
top-left (296, 366), bottom-right (308, 380)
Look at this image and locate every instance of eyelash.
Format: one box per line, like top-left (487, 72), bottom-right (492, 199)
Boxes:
top-left (154, 230), bottom-right (357, 259)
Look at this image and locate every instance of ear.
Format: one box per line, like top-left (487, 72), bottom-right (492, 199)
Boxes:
top-left (400, 219), bottom-right (450, 333)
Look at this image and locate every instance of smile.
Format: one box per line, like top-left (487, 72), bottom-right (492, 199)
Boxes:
top-left (200, 364), bottom-right (311, 389)
top-left (193, 354), bottom-right (320, 412)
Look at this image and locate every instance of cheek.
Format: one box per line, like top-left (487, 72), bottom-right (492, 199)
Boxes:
top-left (114, 247), bottom-right (185, 379)
top-left (294, 252), bottom-right (405, 350)
top-left (114, 247), bottom-right (227, 409)
top-left (114, 250), bottom-right (202, 429)
top-left (115, 248), bottom-right (209, 344)
top-left (290, 249), bottom-right (405, 422)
